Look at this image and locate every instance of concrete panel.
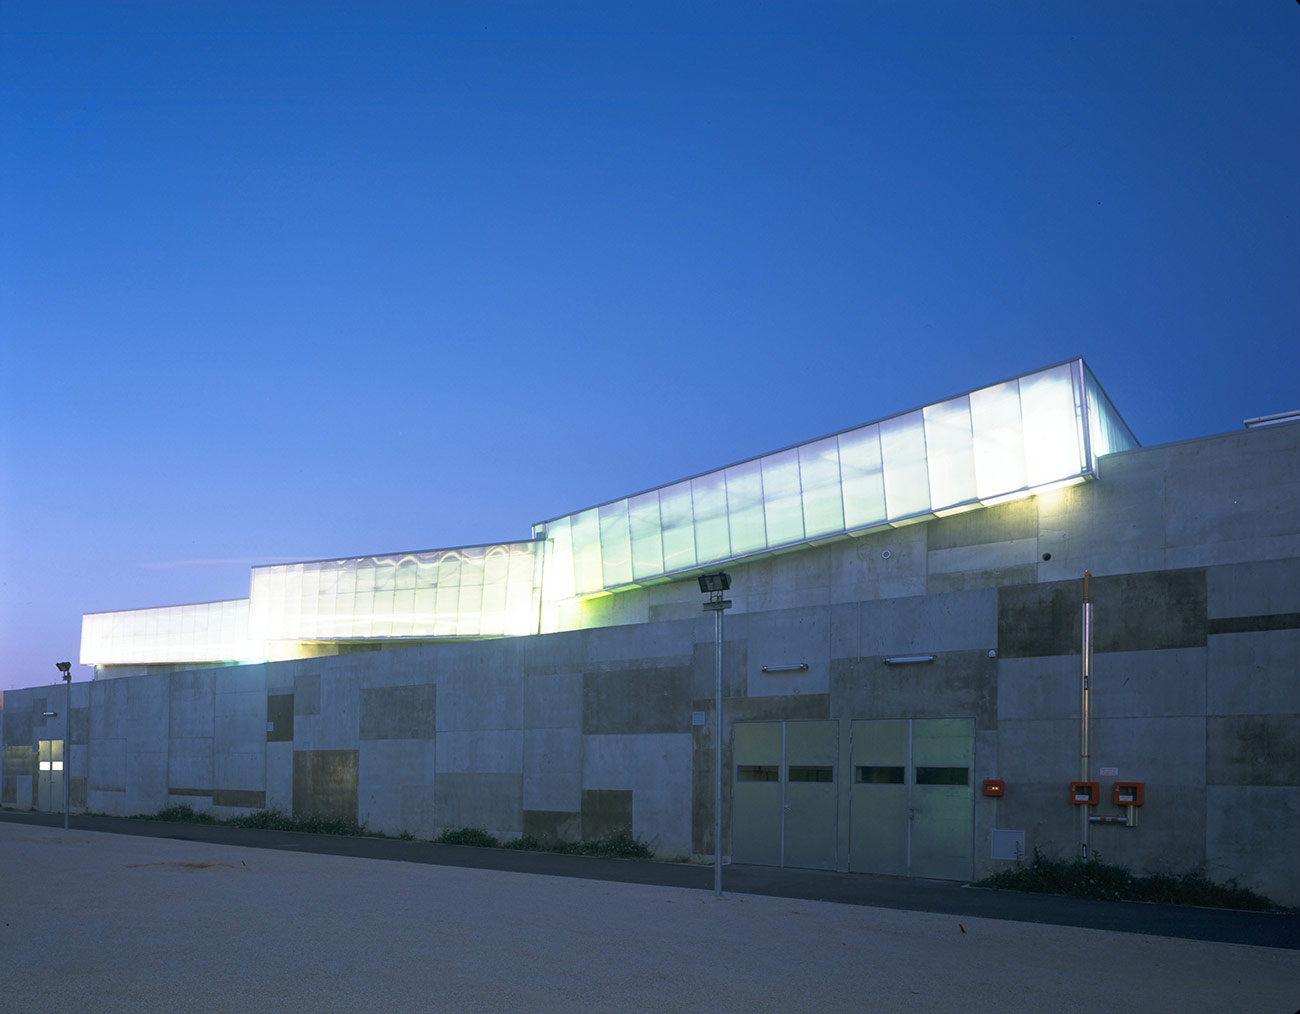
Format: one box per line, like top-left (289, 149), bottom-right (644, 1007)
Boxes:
top-left (167, 737), bottom-right (212, 793)
top-left (928, 497), bottom-right (1038, 551)
top-left (294, 673), bottom-right (321, 716)
top-left (90, 679), bottom-right (128, 741)
top-left (2, 703), bottom-right (33, 746)
top-left (126, 674), bottom-right (169, 753)
top-left (1206, 631), bottom-right (1300, 715)
top-left (1205, 785), bottom-right (1300, 907)
top-left (927, 538), bottom-right (1039, 578)
top-left (996, 656), bottom-right (1077, 722)
top-left (1206, 558), bottom-right (1300, 618)
top-left (292, 749), bottom-right (359, 823)
top-left (358, 739), bottom-right (436, 833)
top-left (1079, 785), bottom-right (1206, 876)
top-left (437, 729), bottom-right (522, 774)
top-left (1036, 450), bottom-right (1168, 580)
top-left (523, 809), bottom-right (581, 843)
top-left (436, 674), bottom-right (523, 733)
top-left (1090, 717), bottom-right (1206, 785)
top-left (830, 651), bottom-right (996, 730)
top-left (214, 751), bottom-right (265, 793)
top-left (168, 671), bottom-right (214, 739)
top-left (1206, 715), bottom-right (1300, 786)
top-left (690, 639), bottom-right (747, 702)
top-left (744, 607), bottom-right (829, 698)
top-left (581, 788), bottom-right (632, 839)
top-left (859, 590), bottom-right (996, 657)
top-left (69, 707), bottom-right (90, 745)
top-left (400, 785), bottom-right (439, 833)
top-left (360, 684), bottom-right (436, 740)
top-left (583, 733), bottom-right (692, 853)
top-left (434, 772), bottom-right (521, 832)
top-left (992, 718), bottom-right (1078, 787)
top-left (89, 738), bottom-right (126, 793)
top-left (523, 672), bottom-right (582, 730)
top-left (1089, 648), bottom-right (1208, 719)
top-left (125, 750), bottom-right (168, 815)
top-left (828, 525), bottom-right (928, 603)
top-left (582, 666), bottom-right (690, 735)
top-left (215, 690), bottom-right (266, 754)
top-left (265, 742), bottom-right (292, 813)
top-left (307, 674), bottom-right (363, 749)
top-left (523, 727), bottom-right (581, 812)
top-left (999, 571), bottom-right (1207, 658)
top-left (212, 789), bottom-right (265, 808)
top-left (928, 564), bottom-right (1039, 596)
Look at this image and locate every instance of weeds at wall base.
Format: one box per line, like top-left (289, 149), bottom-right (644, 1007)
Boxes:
top-left (975, 848), bottom-right (1292, 913)
top-left (131, 806), bottom-right (656, 859)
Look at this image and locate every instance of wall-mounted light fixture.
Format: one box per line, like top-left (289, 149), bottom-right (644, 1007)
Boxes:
top-left (42, 711), bottom-right (58, 717)
top-left (882, 655), bottom-right (935, 665)
top-left (760, 663), bottom-right (809, 673)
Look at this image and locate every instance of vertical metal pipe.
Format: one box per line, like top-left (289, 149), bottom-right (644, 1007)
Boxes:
top-left (714, 605), bottom-right (724, 897)
top-left (63, 675), bottom-right (71, 830)
top-left (1080, 571), bottom-right (1092, 860)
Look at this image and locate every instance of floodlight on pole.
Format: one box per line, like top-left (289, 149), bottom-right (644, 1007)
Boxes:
top-left (699, 572), bottom-right (731, 898)
top-left (56, 662), bottom-right (71, 830)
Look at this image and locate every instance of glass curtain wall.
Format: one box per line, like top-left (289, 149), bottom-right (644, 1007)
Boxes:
top-left (537, 359), bottom-right (1109, 605)
top-left (247, 541), bottom-right (542, 644)
top-left (79, 599), bottom-right (260, 666)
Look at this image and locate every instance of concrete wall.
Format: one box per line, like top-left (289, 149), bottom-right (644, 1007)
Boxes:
top-left (7, 422), bottom-right (1297, 904)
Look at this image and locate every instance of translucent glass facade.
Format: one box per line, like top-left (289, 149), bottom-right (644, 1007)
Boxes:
top-left (80, 358), bottom-right (1137, 666)
top-left (247, 542), bottom-right (542, 644)
top-left (535, 359), bottom-right (1138, 602)
top-left (79, 599), bottom-right (262, 666)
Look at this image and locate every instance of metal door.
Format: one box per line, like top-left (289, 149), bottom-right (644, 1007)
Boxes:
top-left (731, 720), bottom-right (839, 870)
top-left (783, 721), bottom-right (839, 870)
top-left (848, 719), bottom-right (974, 881)
top-left (848, 720), bottom-right (908, 875)
top-left (911, 719), bottom-right (974, 881)
top-left (37, 739), bottom-right (64, 813)
top-left (732, 722), bottom-right (783, 866)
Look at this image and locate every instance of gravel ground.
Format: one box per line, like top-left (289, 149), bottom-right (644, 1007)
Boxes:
top-left (0, 823), bottom-right (1295, 1013)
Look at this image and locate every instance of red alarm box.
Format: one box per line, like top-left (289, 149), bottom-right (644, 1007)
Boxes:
top-left (1113, 782), bottom-right (1144, 806)
top-left (1069, 781), bottom-right (1098, 805)
top-left (981, 779), bottom-right (1005, 797)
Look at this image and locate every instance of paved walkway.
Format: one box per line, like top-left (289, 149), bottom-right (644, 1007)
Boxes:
top-left (0, 815), bottom-right (1296, 1012)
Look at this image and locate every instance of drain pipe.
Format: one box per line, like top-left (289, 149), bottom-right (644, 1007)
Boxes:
top-left (1080, 571), bottom-right (1093, 860)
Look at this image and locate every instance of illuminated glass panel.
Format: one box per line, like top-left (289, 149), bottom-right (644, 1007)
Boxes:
top-left (659, 481), bottom-right (697, 572)
top-left (839, 423), bottom-right (887, 530)
top-left (970, 380), bottom-right (1027, 500)
top-left (879, 410), bottom-right (931, 519)
top-left (725, 461), bottom-right (766, 555)
top-left (799, 437), bottom-right (844, 539)
top-left (599, 500), bottom-right (633, 587)
top-left (924, 396), bottom-right (977, 508)
top-left (627, 491), bottom-right (664, 580)
top-left (761, 449), bottom-right (805, 546)
top-left (1020, 363), bottom-right (1085, 486)
top-left (570, 509), bottom-right (604, 595)
top-left (1083, 365), bottom-right (1139, 464)
top-left (691, 472), bottom-right (730, 565)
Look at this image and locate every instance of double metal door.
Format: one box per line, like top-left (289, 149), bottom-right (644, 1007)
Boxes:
top-left (37, 739), bottom-right (64, 813)
top-left (849, 718), bottom-right (973, 881)
top-left (732, 720), bottom-right (839, 870)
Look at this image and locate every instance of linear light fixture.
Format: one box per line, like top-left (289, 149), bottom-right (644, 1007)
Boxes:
top-left (760, 663), bottom-right (809, 673)
top-left (882, 655), bottom-right (935, 665)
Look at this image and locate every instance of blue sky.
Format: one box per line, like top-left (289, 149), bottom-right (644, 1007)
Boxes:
top-left (2, 2), bottom-right (1297, 691)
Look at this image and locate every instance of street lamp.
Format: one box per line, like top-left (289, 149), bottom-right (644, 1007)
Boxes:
top-left (56, 662), bottom-right (71, 830)
top-left (698, 572), bottom-right (731, 898)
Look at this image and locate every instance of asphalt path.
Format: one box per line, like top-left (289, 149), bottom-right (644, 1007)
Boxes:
top-left (2, 809), bottom-right (1295, 951)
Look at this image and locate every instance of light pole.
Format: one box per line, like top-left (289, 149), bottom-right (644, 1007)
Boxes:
top-left (56, 662), bottom-right (71, 829)
top-left (698, 572), bottom-right (731, 898)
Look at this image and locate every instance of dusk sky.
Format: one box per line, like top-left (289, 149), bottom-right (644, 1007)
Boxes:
top-left (2, 2), bottom-right (1297, 692)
